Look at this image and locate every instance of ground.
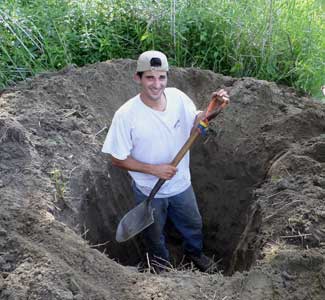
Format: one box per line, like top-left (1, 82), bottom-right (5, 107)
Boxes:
top-left (0, 60), bottom-right (325, 299)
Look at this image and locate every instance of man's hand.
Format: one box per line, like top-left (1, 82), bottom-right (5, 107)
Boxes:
top-left (210, 89), bottom-right (230, 105)
top-left (322, 85), bottom-right (325, 96)
top-left (151, 164), bottom-right (177, 180)
top-left (193, 89), bottom-right (230, 130)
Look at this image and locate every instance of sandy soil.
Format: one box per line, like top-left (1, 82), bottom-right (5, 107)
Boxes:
top-left (1, 60), bottom-right (325, 299)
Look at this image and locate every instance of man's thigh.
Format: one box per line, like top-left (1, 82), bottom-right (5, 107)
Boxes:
top-left (168, 185), bottom-right (202, 226)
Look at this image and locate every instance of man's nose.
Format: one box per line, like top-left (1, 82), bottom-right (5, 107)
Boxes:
top-left (152, 79), bottom-right (160, 88)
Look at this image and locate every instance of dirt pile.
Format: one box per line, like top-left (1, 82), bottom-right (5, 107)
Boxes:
top-left (1, 60), bottom-right (325, 299)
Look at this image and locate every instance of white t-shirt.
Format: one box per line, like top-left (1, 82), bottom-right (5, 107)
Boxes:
top-left (102, 87), bottom-right (197, 197)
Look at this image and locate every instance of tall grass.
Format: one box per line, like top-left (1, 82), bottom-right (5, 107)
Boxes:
top-left (0, 0), bottom-right (324, 98)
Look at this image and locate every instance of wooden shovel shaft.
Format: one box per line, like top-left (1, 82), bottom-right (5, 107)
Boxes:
top-left (171, 130), bottom-right (200, 166)
top-left (147, 130), bottom-right (200, 200)
top-left (147, 105), bottom-right (224, 201)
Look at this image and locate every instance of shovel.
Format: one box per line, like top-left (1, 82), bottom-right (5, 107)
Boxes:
top-left (116, 96), bottom-right (229, 242)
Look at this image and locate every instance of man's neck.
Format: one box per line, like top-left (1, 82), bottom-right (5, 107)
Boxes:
top-left (140, 93), bottom-right (166, 112)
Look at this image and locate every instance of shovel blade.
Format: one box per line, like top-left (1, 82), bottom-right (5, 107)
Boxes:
top-left (116, 200), bottom-right (154, 242)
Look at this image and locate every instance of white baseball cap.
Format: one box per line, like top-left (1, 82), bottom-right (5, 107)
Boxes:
top-left (136, 50), bottom-right (169, 72)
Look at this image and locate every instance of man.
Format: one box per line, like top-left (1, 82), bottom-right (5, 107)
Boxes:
top-left (102, 50), bottom-right (229, 272)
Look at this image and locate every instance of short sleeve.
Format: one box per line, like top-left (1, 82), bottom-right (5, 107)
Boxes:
top-left (101, 111), bottom-right (133, 160)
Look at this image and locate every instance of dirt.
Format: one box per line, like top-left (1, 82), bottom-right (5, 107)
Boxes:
top-left (1, 59), bottom-right (325, 299)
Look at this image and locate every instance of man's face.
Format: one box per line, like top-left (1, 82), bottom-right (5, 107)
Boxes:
top-left (137, 70), bottom-right (167, 102)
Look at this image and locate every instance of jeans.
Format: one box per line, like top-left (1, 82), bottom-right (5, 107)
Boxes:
top-left (132, 183), bottom-right (203, 262)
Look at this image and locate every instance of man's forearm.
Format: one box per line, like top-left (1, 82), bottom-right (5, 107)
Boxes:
top-left (111, 155), bottom-right (177, 180)
top-left (111, 156), bottom-right (155, 175)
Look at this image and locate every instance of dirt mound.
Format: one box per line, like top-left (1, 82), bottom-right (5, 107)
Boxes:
top-left (1, 60), bottom-right (325, 299)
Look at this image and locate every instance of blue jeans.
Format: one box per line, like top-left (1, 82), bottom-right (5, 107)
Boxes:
top-left (132, 183), bottom-right (203, 262)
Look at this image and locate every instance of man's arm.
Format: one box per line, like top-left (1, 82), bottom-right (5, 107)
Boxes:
top-left (111, 156), bottom-right (177, 180)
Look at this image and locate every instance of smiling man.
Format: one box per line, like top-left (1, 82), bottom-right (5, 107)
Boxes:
top-left (102, 50), bottom-right (228, 273)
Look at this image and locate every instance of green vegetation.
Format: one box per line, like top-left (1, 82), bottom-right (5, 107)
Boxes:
top-left (0, 0), bottom-right (324, 97)
top-left (50, 167), bottom-right (65, 201)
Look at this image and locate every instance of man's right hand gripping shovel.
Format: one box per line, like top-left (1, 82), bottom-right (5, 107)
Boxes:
top-left (115, 89), bottom-right (230, 242)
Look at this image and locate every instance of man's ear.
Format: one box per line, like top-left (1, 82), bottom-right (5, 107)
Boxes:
top-left (133, 73), bottom-right (141, 84)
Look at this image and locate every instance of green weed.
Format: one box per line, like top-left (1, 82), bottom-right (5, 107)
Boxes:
top-left (50, 167), bottom-right (65, 201)
top-left (0, 0), bottom-right (324, 98)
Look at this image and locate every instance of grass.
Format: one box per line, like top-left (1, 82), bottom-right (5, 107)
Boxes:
top-left (0, 0), bottom-right (324, 98)
top-left (50, 167), bottom-right (65, 201)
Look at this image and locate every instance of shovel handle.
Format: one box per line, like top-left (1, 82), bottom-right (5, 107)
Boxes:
top-left (170, 104), bottom-right (225, 167)
top-left (147, 105), bottom-right (225, 201)
top-left (147, 130), bottom-right (201, 201)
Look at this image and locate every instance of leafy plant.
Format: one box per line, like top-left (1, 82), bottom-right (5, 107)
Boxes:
top-left (50, 168), bottom-right (65, 201)
top-left (0, 0), bottom-right (324, 98)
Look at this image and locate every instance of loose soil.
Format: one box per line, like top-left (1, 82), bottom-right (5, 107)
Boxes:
top-left (1, 60), bottom-right (325, 300)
